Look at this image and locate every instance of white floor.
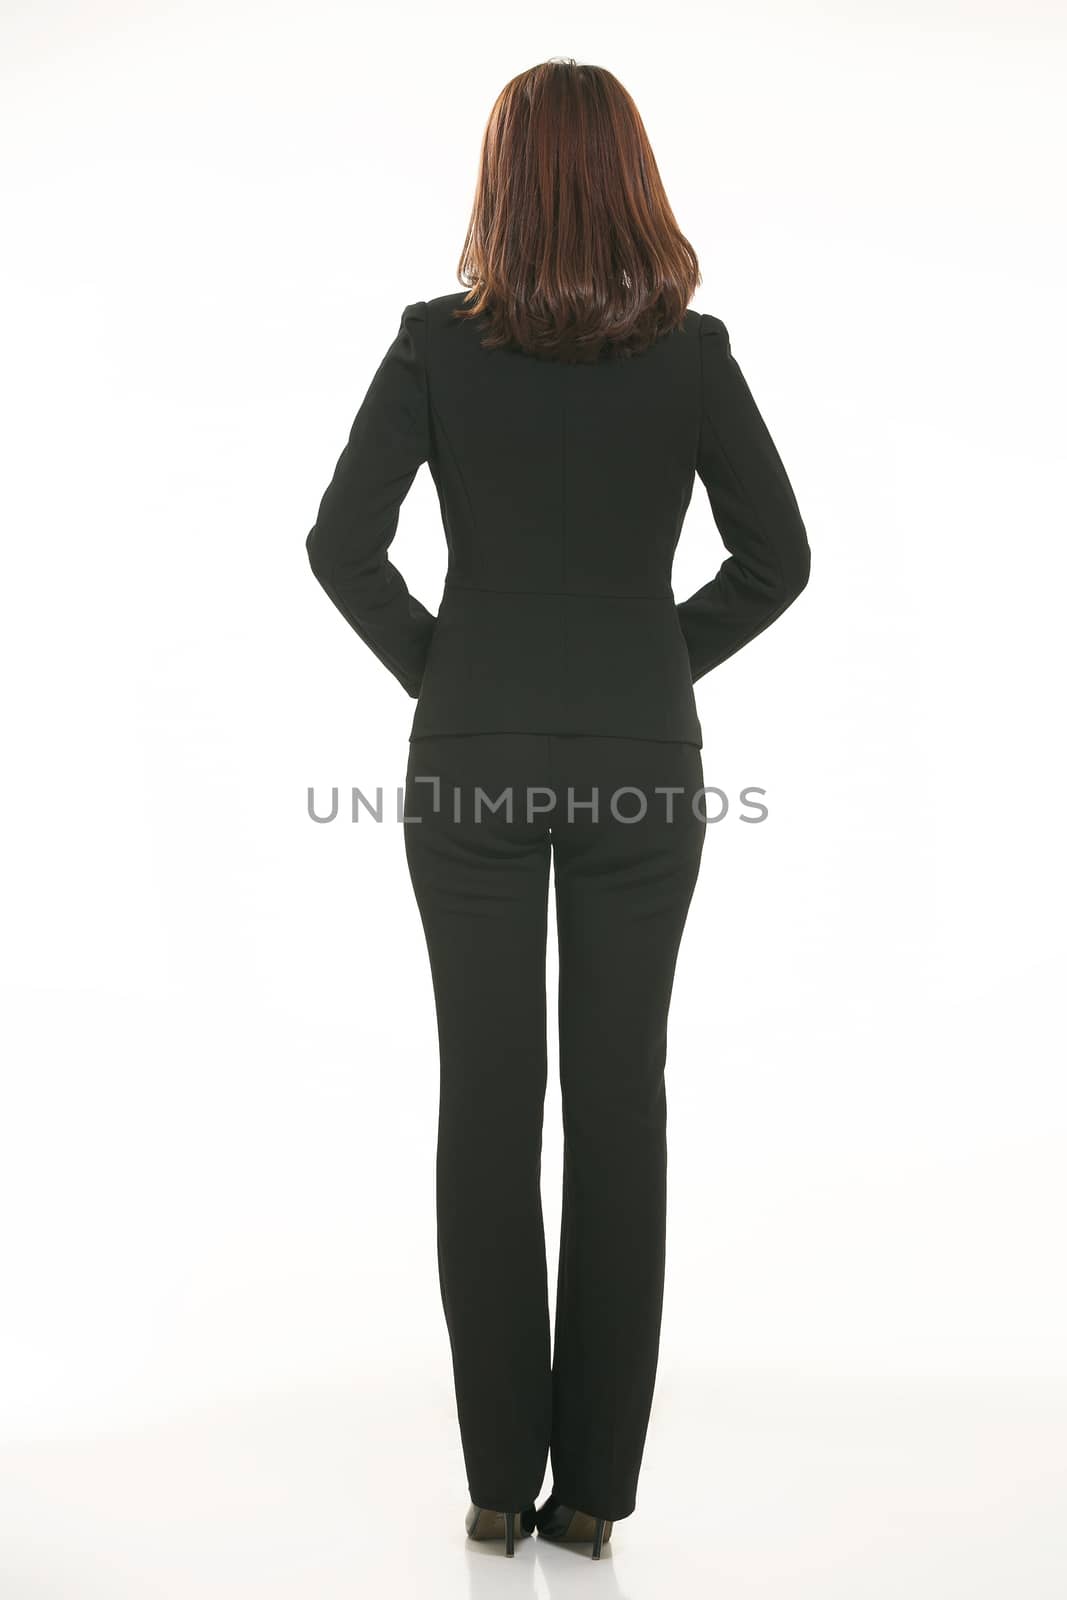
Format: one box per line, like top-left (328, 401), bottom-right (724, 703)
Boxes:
top-left (1, 1372), bottom-right (1064, 1599)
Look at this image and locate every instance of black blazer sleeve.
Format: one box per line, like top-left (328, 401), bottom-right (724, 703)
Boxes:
top-left (676, 313), bottom-right (810, 682)
top-left (305, 301), bottom-right (436, 697)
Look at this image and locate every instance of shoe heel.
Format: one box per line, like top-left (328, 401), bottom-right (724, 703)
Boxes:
top-left (466, 1502), bottom-right (530, 1553)
top-left (535, 1497), bottom-right (613, 1557)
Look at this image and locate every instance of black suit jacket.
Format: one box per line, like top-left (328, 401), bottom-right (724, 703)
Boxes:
top-left (306, 290), bottom-right (810, 747)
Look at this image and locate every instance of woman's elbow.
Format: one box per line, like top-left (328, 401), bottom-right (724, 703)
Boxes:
top-left (777, 530), bottom-right (811, 606)
top-left (305, 523), bottom-right (334, 585)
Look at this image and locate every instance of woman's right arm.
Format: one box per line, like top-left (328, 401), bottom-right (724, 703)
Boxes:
top-left (675, 313), bottom-right (811, 682)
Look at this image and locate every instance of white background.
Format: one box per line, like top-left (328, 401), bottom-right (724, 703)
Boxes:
top-left (2, 2), bottom-right (1065, 1595)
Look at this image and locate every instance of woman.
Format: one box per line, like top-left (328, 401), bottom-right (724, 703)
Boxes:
top-left (305, 58), bottom-right (810, 1559)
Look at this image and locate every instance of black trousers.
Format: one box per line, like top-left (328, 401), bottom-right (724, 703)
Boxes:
top-left (403, 733), bottom-right (706, 1522)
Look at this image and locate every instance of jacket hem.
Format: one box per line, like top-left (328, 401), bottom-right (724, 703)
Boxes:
top-left (408, 725), bottom-right (703, 749)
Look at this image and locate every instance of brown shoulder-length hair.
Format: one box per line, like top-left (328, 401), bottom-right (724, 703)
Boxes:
top-left (453, 59), bottom-right (701, 364)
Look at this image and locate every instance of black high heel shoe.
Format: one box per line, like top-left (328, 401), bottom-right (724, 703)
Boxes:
top-left (464, 1502), bottom-right (537, 1556)
top-left (535, 1492), bottom-right (613, 1558)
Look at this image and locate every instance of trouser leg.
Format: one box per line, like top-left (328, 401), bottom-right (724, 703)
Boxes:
top-left (548, 735), bottom-right (705, 1521)
top-left (403, 734), bottom-right (553, 1511)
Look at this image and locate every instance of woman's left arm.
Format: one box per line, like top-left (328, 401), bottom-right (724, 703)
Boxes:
top-left (305, 300), bottom-right (436, 698)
